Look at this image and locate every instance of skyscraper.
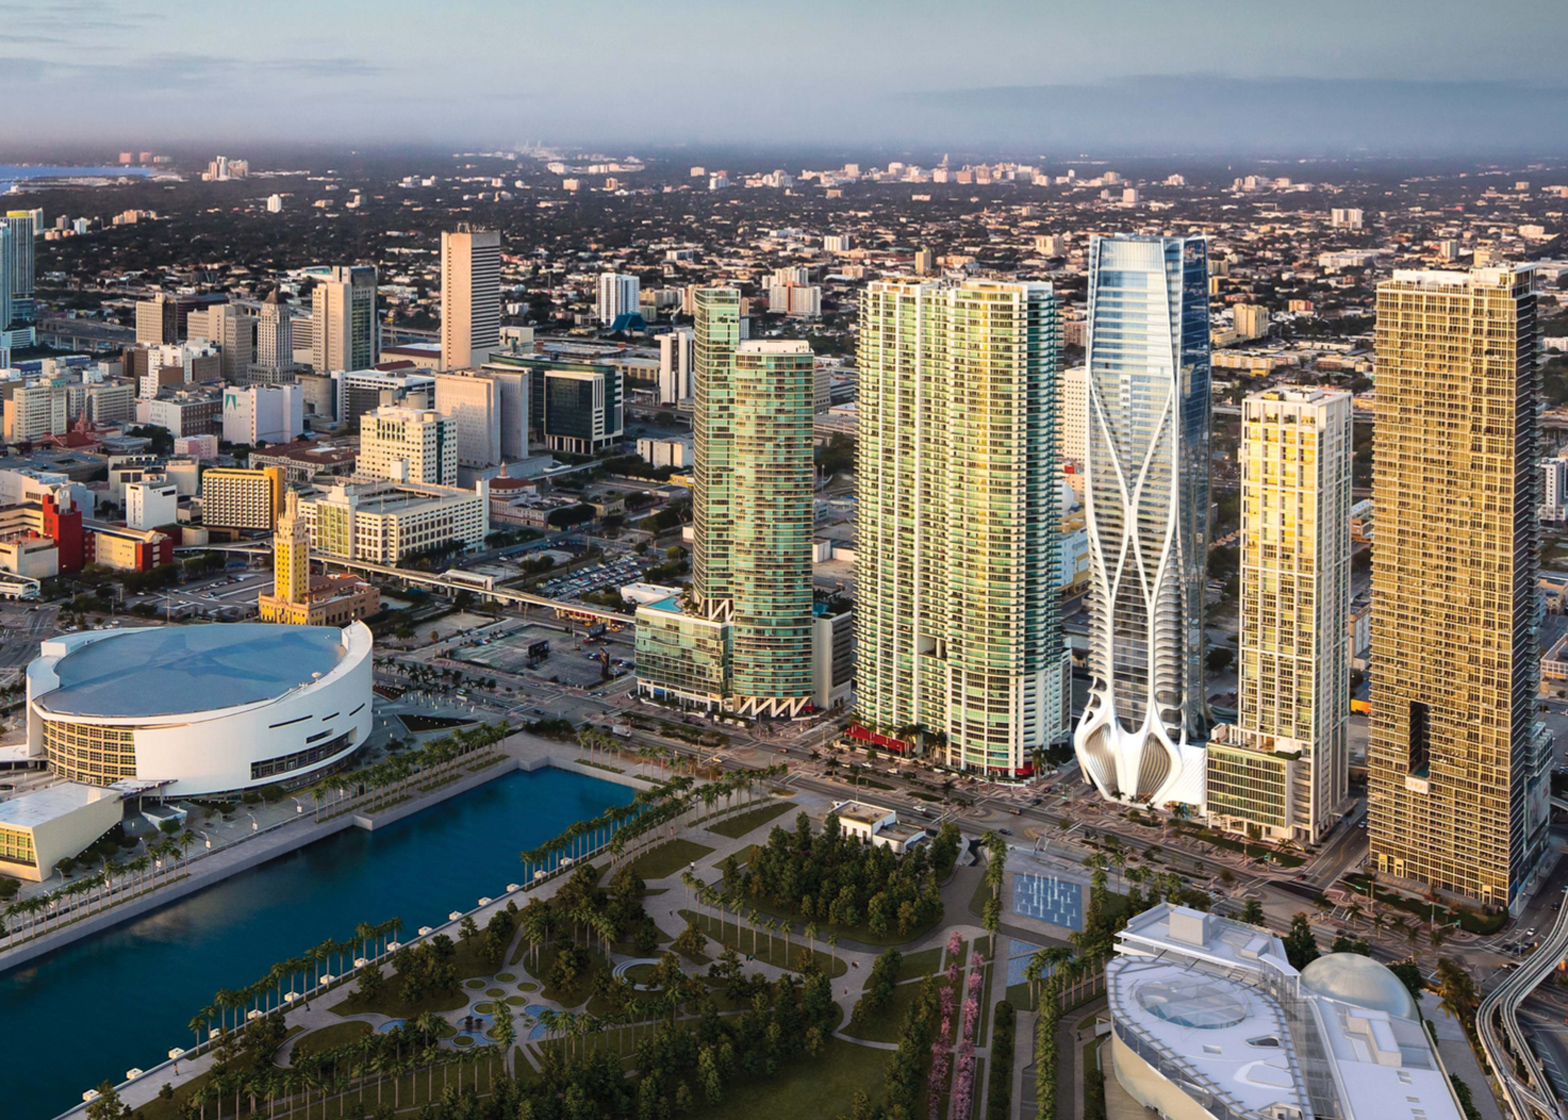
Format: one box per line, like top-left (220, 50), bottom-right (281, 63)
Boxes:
top-left (597, 272), bottom-right (640, 327)
top-left (252, 290), bottom-right (296, 383)
top-left (3, 210), bottom-right (39, 326)
top-left (636, 292), bottom-right (815, 718)
top-left (726, 340), bottom-right (815, 715)
top-left (1367, 265), bottom-right (1549, 910)
top-left (1074, 235), bottom-right (1212, 806)
top-left (1206, 388), bottom-right (1352, 845)
top-left (441, 227), bottom-right (501, 370)
top-left (0, 225), bottom-right (12, 335)
top-left (434, 372), bottom-right (502, 469)
top-left (310, 266), bottom-right (378, 373)
top-left (855, 278), bottom-right (1067, 775)
top-left (691, 288), bottom-right (742, 619)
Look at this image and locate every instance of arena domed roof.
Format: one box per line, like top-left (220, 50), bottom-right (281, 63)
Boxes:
top-left (1299, 952), bottom-right (1418, 1019)
top-left (34, 624), bottom-right (348, 719)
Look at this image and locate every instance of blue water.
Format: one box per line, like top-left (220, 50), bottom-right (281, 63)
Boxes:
top-left (0, 767), bottom-right (633, 1120)
top-left (1011, 874), bottom-right (1084, 930)
top-left (0, 165), bottom-right (151, 190)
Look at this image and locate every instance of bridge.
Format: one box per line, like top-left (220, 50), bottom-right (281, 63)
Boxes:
top-left (173, 540), bottom-right (633, 625)
top-left (1478, 884), bottom-right (1568, 1120)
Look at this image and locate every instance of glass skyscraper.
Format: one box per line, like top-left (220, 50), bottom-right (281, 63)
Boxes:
top-left (636, 292), bottom-right (815, 718)
top-left (1074, 235), bottom-right (1212, 806)
top-left (855, 279), bottom-right (1067, 775)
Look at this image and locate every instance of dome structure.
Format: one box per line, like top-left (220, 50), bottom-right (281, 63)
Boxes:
top-left (1299, 953), bottom-right (1418, 1019)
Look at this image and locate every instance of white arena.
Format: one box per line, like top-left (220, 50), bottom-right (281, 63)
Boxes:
top-left (26, 622), bottom-right (374, 798)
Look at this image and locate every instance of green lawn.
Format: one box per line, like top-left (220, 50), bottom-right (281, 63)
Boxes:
top-left (679, 910), bottom-right (847, 977)
top-left (843, 976), bottom-right (932, 1043)
top-left (288, 1020), bottom-right (371, 1062)
top-left (627, 838), bottom-right (715, 881)
top-left (689, 1037), bottom-right (893, 1120)
top-left (894, 945), bottom-right (943, 982)
top-left (706, 801), bottom-right (795, 839)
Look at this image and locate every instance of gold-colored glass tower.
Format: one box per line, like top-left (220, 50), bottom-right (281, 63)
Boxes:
top-left (1367, 265), bottom-right (1549, 910)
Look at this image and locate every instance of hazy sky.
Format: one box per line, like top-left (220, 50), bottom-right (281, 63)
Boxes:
top-left (4, 0), bottom-right (1568, 153)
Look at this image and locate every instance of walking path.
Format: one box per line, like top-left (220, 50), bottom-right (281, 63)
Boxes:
top-left (60, 769), bottom-right (1021, 1120)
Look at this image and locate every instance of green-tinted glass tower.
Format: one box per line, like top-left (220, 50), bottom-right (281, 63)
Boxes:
top-left (855, 279), bottom-right (1067, 775)
top-left (636, 291), bottom-right (815, 718)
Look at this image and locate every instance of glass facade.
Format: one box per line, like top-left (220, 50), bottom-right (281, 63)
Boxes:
top-left (691, 288), bottom-right (741, 618)
top-left (1205, 741), bottom-right (1293, 832)
top-left (43, 720), bottom-right (137, 785)
top-left (634, 606), bottom-right (733, 709)
top-left (1367, 266), bottom-right (1549, 909)
top-left (855, 279), bottom-right (1066, 774)
top-left (1075, 236), bottom-right (1212, 806)
top-left (728, 343), bottom-right (815, 715)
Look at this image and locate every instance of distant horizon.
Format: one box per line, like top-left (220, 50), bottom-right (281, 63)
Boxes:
top-left (4, 0), bottom-right (1568, 154)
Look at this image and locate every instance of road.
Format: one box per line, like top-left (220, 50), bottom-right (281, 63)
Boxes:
top-left (1479, 881), bottom-right (1568, 1120)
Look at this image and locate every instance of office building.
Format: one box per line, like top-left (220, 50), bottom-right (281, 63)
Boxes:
top-left (1206, 388), bottom-right (1352, 845)
top-left (26, 623), bottom-right (372, 799)
top-left (637, 302), bottom-right (816, 717)
top-left (222, 384), bottom-right (303, 447)
top-left (658, 328), bottom-right (694, 403)
top-left (914, 248), bottom-right (935, 275)
top-left (0, 224), bottom-right (11, 332)
top-left (1330, 207), bottom-right (1365, 229)
top-left (488, 356), bottom-right (623, 455)
top-left (252, 289), bottom-right (296, 382)
top-left (137, 388), bottom-right (223, 437)
top-left (855, 278), bottom-right (1068, 774)
top-left (1367, 266), bottom-right (1550, 910)
top-left (309, 266), bottom-right (378, 373)
top-left (3, 383), bottom-right (69, 443)
top-left (134, 292), bottom-right (229, 347)
top-left (86, 382), bottom-right (136, 427)
top-left (258, 490), bottom-right (379, 626)
top-left (201, 466), bottom-right (284, 531)
top-left (1074, 235), bottom-right (1212, 806)
top-left (187, 302), bottom-right (256, 381)
top-left (596, 272), bottom-right (640, 327)
top-left (298, 480), bottom-right (489, 564)
top-left (331, 367), bottom-right (435, 427)
top-left (1105, 904), bottom-right (1464, 1120)
top-left (125, 480), bottom-right (178, 532)
top-left (434, 372), bottom-right (502, 468)
top-left (440, 227), bottom-right (501, 370)
top-left (3, 210), bottom-right (39, 326)
top-left (359, 405), bottom-right (456, 486)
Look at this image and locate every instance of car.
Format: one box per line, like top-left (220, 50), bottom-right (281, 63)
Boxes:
top-left (998, 828), bottom-right (1012, 836)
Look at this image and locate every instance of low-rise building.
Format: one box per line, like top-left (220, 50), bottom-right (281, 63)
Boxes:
top-left (298, 479), bottom-right (489, 564)
top-left (0, 783), bottom-right (127, 882)
top-left (831, 801), bottom-right (926, 853)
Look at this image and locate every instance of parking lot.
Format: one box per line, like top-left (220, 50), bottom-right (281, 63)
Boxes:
top-left (539, 553), bottom-right (647, 601)
top-left (454, 623), bottom-right (632, 690)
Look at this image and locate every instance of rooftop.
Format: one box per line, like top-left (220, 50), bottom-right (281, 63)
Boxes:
top-left (0, 782), bottom-right (114, 829)
top-left (34, 624), bottom-right (347, 718)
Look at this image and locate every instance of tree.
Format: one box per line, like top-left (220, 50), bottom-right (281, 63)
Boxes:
top-left (1241, 898), bottom-right (1265, 926)
top-left (85, 1082), bottom-right (130, 1120)
top-left (1388, 957), bottom-right (1427, 1005)
top-left (1436, 957), bottom-right (1478, 1028)
top-left (1283, 913), bottom-right (1320, 971)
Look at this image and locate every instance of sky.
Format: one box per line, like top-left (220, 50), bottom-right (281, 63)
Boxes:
top-left (4, 0), bottom-right (1568, 154)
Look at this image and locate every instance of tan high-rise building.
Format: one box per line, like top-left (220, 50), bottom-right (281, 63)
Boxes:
top-left (441, 228), bottom-right (501, 370)
top-left (309, 266), bottom-right (378, 373)
top-left (1367, 266), bottom-right (1550, 910)
top-left (358, 405), bottom-right (456, 486)
top-left (1206, 388), bottom-right (1352, 845)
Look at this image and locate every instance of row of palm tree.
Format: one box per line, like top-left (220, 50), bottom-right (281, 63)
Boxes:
top-left (3, 830), bottom-right (200, 946)
top-left (305, 721), bottom-right (512, 820)
top-left (185, 918), bottom-right (404, 1051)
top-left (185, 1014), bottom-right (499, 1120)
